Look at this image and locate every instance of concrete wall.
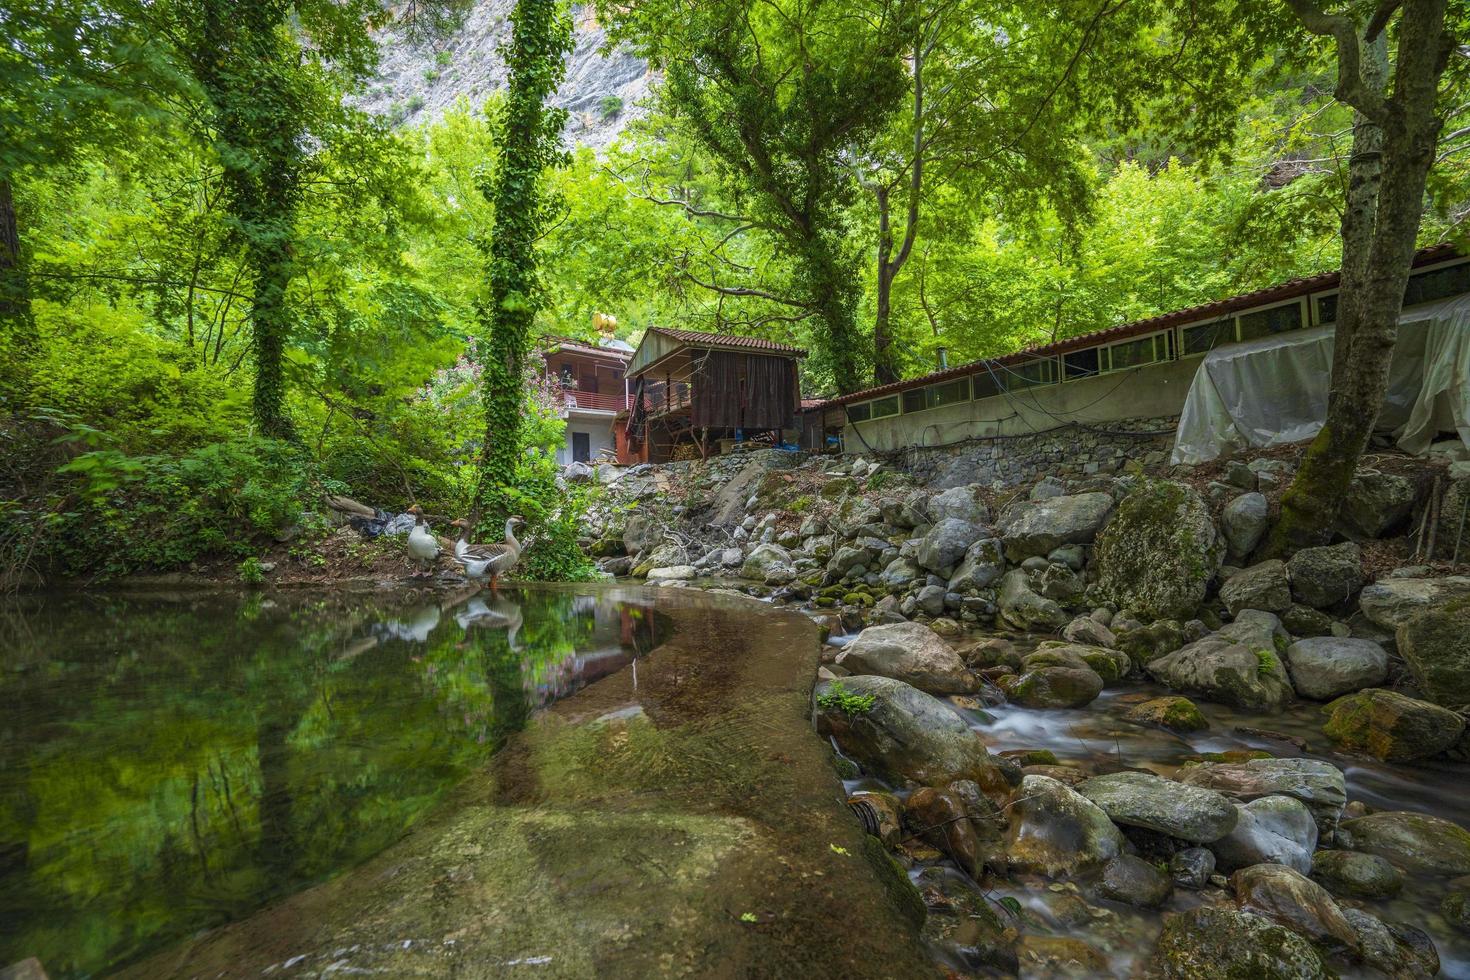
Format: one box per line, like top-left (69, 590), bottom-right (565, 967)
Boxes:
top-left (558, 414), bottom-right (617, 465)
top-left (841, 356), bottom-right (1199, 455)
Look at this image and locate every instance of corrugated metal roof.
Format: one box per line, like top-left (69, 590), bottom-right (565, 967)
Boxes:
top-left (817, 242), bottom-right (1463, 407)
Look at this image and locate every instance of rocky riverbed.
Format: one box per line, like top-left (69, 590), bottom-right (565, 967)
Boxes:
top-left (577, 442), bottom-right (1470, 977)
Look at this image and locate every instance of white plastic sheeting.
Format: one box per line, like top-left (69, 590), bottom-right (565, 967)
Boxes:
top-left (1172, 293), bottom-right (1470, 464)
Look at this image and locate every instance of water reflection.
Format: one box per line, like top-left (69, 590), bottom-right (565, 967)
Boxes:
top-left (0, 587), bottom-right (663, 979)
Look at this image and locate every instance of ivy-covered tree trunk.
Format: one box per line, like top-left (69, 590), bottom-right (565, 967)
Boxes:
top-left (472, 0), bottom-right (571, 524)
top-left (245, 237), bottom-right (296, 439)
top-left (1268, 0), bottom-right (1453, 554)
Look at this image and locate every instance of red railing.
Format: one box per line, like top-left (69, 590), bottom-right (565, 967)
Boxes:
top-left (559, 388), bottom-right (632, 413)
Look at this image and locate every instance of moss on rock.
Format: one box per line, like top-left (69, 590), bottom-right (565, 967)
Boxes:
top-left (1095, 481), bottom-right (1222, 620)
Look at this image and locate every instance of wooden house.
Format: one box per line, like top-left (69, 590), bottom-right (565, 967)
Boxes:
top-left (540, 336), bottom-right (635, 464)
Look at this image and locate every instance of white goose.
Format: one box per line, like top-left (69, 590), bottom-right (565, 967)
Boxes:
top-left (405, 505), bottom-right (442, 578)
top-left (449, 516), bottom-right (525, 592)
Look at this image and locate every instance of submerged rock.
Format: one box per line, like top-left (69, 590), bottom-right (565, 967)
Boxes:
top-left (1017, 935), bottom-right (1110, 977)
top-left (1283, 636), bottom-right (1387, 700)
top-left (1143, 905), bottom-right (1329, 979)
top-left (1337, 810), bottom-right (1470, 876)
top-left (1076, 771), bottom-right (1238, 844)
top-left (1232, 863), bottom-right (1359, 953)
top-left (1321, 687), bottom-right (1465, 761)
top-left (1310, 849), bottom-right (1403, 899)
top-left (1397, 596), bottom-right (1470, 708)
top-left (1342, 908), bottom-right (1440, 979)
top-left (1210, 796), bottom-right (1318, 874)
top-left (1177, 759), bottom-right (1346, 836)
top-left (1122, 696), bottom-right (1208, 732)
top-left (997, 491), bottom-right (1115, 561)
top-left (836, 622), bottom-right (978, 696)
top-left (1094, 481), bottom-right (1222, 620)
top-left (1003, 775), bottom-right (1124, 877)
top-left (814, 675), bottom-right (1006, 791)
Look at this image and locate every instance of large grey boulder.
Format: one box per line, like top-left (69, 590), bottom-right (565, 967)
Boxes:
top-left (1002, 775), bottom-right (1124, 876)
top-left (1075, 771), bottom-right (1237, 843)
top-left (1219, 560), bottom-right (1291, 616)
top-left (740, 543), bottom-right (796, 585)
top-left (1094, 481), bottom-right (1222, 620)
top-left (1284, 636), bottom-right (1387, 700)
top-left (996, 492), bottom-right (1114, 562)
top-left (1321, 688), bottom-right (1465, 761)
top-left (1210, 796), bottom-right (1318, 874)
top-left (1003, 665), bottom-right (1103, 709)
top-left (1359, 575), bottom-right (1470, 630)
top-left (1179, 758), bottom-right (1347, 835)
top-left (928, 485), bottom-right (991, 526)
top-left (946, 538), bottom-right (1005, 593)
top-left (1340, 470), bottom-right (1417, 539)
top-left (996, 569), bottom-right (1068, 631)
top-left (1222, 492), bottom-right (1270, 559)
top-left (1144, 905), bottom-right (1329, 979)
top-left (1232, 863), bottom-right (1359, 953)
top-left (813, 675), bottom-right (1004, 789)
top-left (1397, 596), bottom-right (1470, 708)
top-left (622, 512), bottom-right (664, 554)
top-left (1147, 610), bottom-right (1294, 712)
top-left (1338, 810), bottom-right (1470, 876)
top-left (1061, 615), bottom-right (1116, 649)
top-left (879, 556), bottom-right (921, 590)
top-left (836, 622), bottom-right (977, 695)
top-left (916, 518), bottom-right (986, 576)
top-left (1287, 541), bottom-right (1363, 608)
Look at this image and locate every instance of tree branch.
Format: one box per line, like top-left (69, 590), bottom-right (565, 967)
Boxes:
top-left (1284, 0), bottom-right (1390, 121)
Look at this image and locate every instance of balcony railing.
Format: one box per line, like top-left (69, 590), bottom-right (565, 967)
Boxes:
top-left (559, 388), bottom-right (632, 413)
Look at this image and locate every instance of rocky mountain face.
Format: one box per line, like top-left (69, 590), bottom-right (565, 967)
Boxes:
top-left (360, 2), bottom-right (652, 150)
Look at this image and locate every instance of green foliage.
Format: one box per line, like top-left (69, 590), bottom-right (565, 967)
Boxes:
top-left (598, 95), bottom-right (623, 119)
top-left (1255, 649), bottom-right (1279, 677)
top-left (237, 556), bottom-right (266, 584)
top-left (816, 681), bottom-right (877, 718)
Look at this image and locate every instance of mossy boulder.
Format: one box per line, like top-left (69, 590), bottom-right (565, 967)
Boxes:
top-left (1311, 849), bottom-right (1403, 900)
top-left (1143, 905), bottom-right (1330, 979)
top-left (1397, 596), bottom-right (1470, 709)
top-left (1321, 688), bottom-right (1465, 761)
top-left (1114, 618), bottom-right (1187, 667)
top-left (1338, 810), bottom-right (1470, 876)
top-left (1095, 481), bottom-right (1222, 620)
top-left (1123, 696), bottom-right (1208, 732)
top-left (1002, 665), bottom-right (1104, 709)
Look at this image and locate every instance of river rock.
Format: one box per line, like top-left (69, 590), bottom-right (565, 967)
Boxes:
top-left (1343, 908), bottom-right (1440, 979)
top-left (1017, 936), bottom-right (1110, 978)
top-left (916, 518), bottom-right (987, 576)
top-left (836, 622), bottom-right (978, 695)
top-left (1177, 759), bottom-right (1346, 836)
top-left (1094, 481), bottom-right (1222, 620)
top-left (1287, 541), bottom-right (1363, 608)
top-left (1232, 863), bottom-right (1359, 953)
top-left (1125, 696), bottom-right (1208, 731)
top-left (880, 556), bottom-right (922, 590)
top-left (997, 569), bottom-right (1068, 631)
top-left (1284, 636), bottom-right (1387, 700)
top-left (646, 564), bottom-right (696, 582)
top-left (1398, 596), bottom-right (1470, 708)
top-left (622, 512), bottom-right (663, 554)
top-left (740, 543), bottom-right (796, 584)
top-left (1359, 575), bottom-right (1470, 630)
top-left (1340, 470), bottom-right (1417, 539)
top-left (1170, 847), bottom-right (1216, 889)
top-left (1003, 665), bottom-right (1103, 709)
top-left (1030, 643), bottom-right (1130, 683)
top-left (946, 537), bottom-right (1005, 593)
top-left (813, 676), bottom-right (1006, 790)
top-left (1281, 604), bottom-right (1334, 637)
top-left (1337, 810), bottom-right (1470, 876)
top-left (914, 867), bottom-right (1018, 975)
top-left (1061, 614), bottom-right (1116, 648)
top-left (1321, 688), bottom-right (1465, 761)
top-left (996, 492), bottom-right (1115, 561)
top-left (1144, 905), bottom-right (1329, 979)
top-left (1442, 885), bottom-right (1470, 932)
top-left (1076, 771), bottom-right (1237, 843)
top-left (928, 485), bottom-right (991, 527)
top-left (1222, 492), bottom-right (1269, 559)
top-left (1003, 775), bottom-right (1124, 877)
top-left (1114, 618), bottom-right (1186, 666)
top-left (1219, 560), bottom-right (1291, 616)
top-left (1310, 849), bottom-right (1403, 899)
top-left (905, 787), bottom-right (988, 878)
top-left (1094, 853), bottom-right (1171, 909)
top-left (1210, 796), bottom-right (1318, 874)
top-left (1147, 611), bottom-right (1293, 712)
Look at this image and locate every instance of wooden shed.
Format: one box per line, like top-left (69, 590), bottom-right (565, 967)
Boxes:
top-left (620, 328), bottom-right (807, 462)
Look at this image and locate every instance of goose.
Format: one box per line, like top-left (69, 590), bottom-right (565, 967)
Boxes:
top-left (405, 505), bottom-right (441, 578)
top-left (449, 516), bottom-right (525, 592)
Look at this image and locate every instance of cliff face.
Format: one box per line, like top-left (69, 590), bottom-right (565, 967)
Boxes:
top-left (361, 2), bottom-right (652, 150)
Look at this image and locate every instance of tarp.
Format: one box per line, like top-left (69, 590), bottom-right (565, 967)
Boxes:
top-left (1172, 293), bottom-right (1470, 464)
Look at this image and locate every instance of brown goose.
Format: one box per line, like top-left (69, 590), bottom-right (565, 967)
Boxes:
top-left (449, 516), bottom-right (525, 592)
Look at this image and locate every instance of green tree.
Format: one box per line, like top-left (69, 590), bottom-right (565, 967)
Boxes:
top-left (472, 0), bottom-right (574, 522)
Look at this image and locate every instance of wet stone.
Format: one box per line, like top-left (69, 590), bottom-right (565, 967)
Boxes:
top-left (1098, 853), bottom-right (1172, 908)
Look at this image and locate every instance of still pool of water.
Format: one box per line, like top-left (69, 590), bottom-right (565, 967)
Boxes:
top-left (0, 586), bottom-right (666, 977)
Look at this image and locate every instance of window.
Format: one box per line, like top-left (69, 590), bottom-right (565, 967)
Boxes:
top-left (1237, 302), bottom-right (1303, 341)
top-left (1180, 319), bottom-right (1233, 356)
top-left (868, 395), bottom-right (900, 419)
top-left (1107, 335), bottom-right (1160, 370)
top-left (1317, 293), bottom-right (1338, 325)
top-left (847, 401), bottom-right (871, 422)
top-left (1063, 347), bottom-right (1100, 380)
top-left (1404, 262), bottom-right (1470, 307)
top-left (972, 369), bottom-right (1002, 399)
top-left (1005, 357), bottom-right (1057, 388)
top-left (902, 388), bottom-right (926, 414)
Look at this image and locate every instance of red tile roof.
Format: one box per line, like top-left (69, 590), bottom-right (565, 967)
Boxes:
top-left (648, 327), bottom-right (808, 357)
top-left (816, 242), bottom-right (1462, 407)
top-left (541, 335), bottom-right (632, 361)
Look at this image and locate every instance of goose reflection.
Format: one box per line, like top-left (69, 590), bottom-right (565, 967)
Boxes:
top-left (454, 594), bottom-right (523, 649)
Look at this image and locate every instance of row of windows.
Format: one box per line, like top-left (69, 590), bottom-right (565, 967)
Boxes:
top-left (845, 260), bottom-right (1470, 423)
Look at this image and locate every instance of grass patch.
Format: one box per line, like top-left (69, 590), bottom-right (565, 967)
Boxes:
top-left (817, 681), bottom-right (876, 718)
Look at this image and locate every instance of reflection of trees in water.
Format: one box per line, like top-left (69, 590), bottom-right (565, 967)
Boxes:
top-left (0, 589), bottom-right (658, 979)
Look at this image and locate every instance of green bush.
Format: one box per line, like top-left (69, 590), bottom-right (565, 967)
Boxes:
top-left (599, 95), bottom-right (624, 119)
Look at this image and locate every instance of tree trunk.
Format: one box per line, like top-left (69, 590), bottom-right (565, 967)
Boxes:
top-left (1267, 3), bottom-right (1448, 554)
top-left (873, 185), bottom-right (899, 385)
top-left (247, 239), bottom-right (296, 440)
top-left (0, 176), bottom-right (35, 350)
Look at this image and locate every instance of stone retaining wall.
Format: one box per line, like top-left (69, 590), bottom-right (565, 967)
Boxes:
top-left (896, 417), bottom-right (1179, 489)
